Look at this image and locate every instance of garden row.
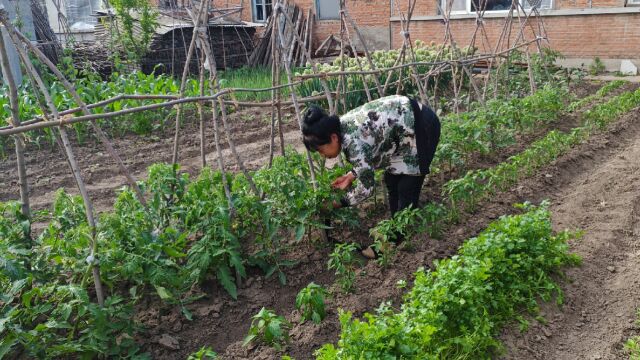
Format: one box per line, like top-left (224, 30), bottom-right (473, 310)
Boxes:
top-left (0, 81), bottom-right (621, 358)
top-left (318, 202), bottom-right (581, 359)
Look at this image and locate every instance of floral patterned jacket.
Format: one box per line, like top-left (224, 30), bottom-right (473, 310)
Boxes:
top-left (340, 95), bottom-right (420, 206)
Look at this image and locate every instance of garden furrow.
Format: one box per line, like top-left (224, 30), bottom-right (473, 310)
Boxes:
top-left (500, 111), bottom-right (640, 359)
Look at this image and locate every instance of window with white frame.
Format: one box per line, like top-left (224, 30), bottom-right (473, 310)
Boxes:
top-left (440, 0), bottom-right (468, 14)
top-left (627, 0), bottom-right (640, 5)
top-left (521, 0), bottom-right (553, 10)
top-left (253, 0), bottom-right (273, 22)
top-left (316, 0), bottom-right (340, 20)
top-left (440, 0), bottom-right (551, 14)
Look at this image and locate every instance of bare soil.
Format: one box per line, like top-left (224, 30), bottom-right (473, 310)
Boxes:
top-left (1, 81), bottom-right (638, 359)
top-left (499, 109), bottom-right (640, 359)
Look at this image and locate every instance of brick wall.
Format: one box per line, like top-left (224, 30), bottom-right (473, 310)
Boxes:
top-left (391, 13), bottom-right (640, 59)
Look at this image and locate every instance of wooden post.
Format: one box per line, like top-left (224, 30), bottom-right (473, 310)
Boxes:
top-left (188, 4), bottom-right (261, 198)
top-left (172, 0), bottom-right (207, 164)
top-left (0, 28), bottom-right (30, 220)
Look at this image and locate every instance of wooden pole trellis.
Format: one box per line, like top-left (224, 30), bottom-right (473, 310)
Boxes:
top-left (0, 12), bottom-right (147, 207)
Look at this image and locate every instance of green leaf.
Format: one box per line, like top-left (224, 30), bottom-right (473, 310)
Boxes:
top-left (229, 254), bottom-right (245, 277)
top-left (267, 321), bottom-right (283, 338)
top-left (312, 312), bottom-right (321, 324)
top-left (295, 224), bottom-right (305, 242)
top-left (264, 264), bottom-right (277, 279)
top-left (181, 306), bottom-right (193, 321)
top-left (0, 313), bottom-right (12, 333)
top-left (242, 334), bottom-right (256, 347)
top-left (0, 333), bottom-right (18, 359)
top-left (8, 279), bottom-right (26, 297)
top-left (216, 266), bottom-right (237, 300)
top-left (162, 246), bottom-right (186, 258)
top-left (154, 286), bottom-right (173, 301)
top-left (278, 271), bottom-right (287, 285)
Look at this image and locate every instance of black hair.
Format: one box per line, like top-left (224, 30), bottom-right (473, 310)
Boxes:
top-left (302, 106), bottom-right (341, 152)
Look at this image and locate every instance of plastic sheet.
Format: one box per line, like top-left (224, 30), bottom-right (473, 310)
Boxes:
top-left (65, 0), bottom-right (101, 30)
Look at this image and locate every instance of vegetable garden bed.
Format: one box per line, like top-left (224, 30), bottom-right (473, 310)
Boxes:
top-left (2, 79), bottom-right (639, 359)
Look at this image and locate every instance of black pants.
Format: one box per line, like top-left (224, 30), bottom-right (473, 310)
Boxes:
top-left (384, 172), bottom-right (426, 216)
top-left (384, 172), bottom-right (425, 244)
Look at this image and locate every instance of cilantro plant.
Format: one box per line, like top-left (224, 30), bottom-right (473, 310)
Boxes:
top-left (317, 202), bottom-right (581, 359)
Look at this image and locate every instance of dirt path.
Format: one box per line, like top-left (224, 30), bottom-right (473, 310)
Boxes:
top-left (500, 111), bottom-right (640, 359)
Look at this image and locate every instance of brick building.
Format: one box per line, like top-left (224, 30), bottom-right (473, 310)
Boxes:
top-left (210, 0), bottom-right (640, 69)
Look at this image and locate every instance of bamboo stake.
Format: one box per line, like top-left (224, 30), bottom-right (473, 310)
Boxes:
top-left (275, 2), bottom-right (330, 243)
top-left (276, 57), bottom-right (285, 157)
top-left (274, 3), bottom-right (318, 188)
top-left (340, 14), bottom-right (372, 103)
top-left (188, 3), bottom-right (260, 197)
top-left (337, 0), bottom-right (348, 114)
top-left (269, 18), bottom-right (278, 167)
top-left (286, 10), bottom-right (303, 68)
top-left (198, 56), bottom-right (207, 168)
top-left (394, 0), bottom-right (427, 103)
top-left (172, 0), bottom-right (207, 164)
top-left (341, 8), bottom-right (383, 97)
top-left (298, 8), bottom-right (311, 67)
top-left (210, 99), bottom-right (234, 209)
top-left (191, 9), bottom-right (233, 211)
top-left (0, 28), bottom-right (30, 220)
top-left (275, 2), bottom-right (336, 115)
top-left (0, 92), bottom-right (331, 136)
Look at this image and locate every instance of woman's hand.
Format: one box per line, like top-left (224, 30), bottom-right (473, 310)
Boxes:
top-left (320, 200), bottom-right (342, 213)
top-left (331, 172), bottom-right (356, 190)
